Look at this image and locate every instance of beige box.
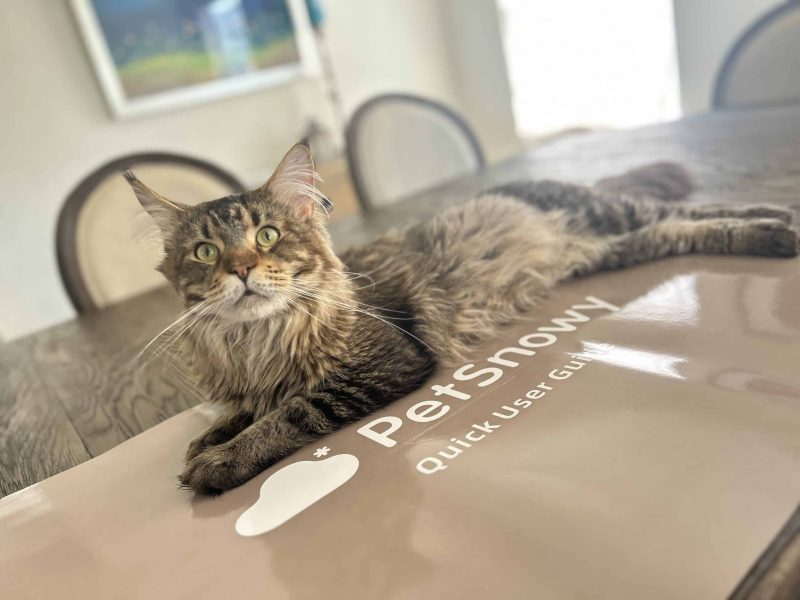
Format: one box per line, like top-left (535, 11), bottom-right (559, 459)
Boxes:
top-left (2, 255), bottom-right (799, 599)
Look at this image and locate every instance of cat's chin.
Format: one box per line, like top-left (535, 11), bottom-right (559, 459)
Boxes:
top-left (219, 294), bottom-right (289, 323)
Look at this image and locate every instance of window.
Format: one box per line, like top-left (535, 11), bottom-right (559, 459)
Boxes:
top-left (498, 0), bottom-right (681, 138)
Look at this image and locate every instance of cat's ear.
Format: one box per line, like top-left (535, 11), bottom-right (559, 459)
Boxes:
top-left (261, 143), bottom-right (324, 219)
top-left (123, 170), bottom-right (186, 236)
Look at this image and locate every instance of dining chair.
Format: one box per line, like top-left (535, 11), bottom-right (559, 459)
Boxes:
top-left (713, 1), bottom-right (800, 110)
top-left (56, 153), bottom-right (245, 313)
top-left (345, 93), bottom-right (485, 211)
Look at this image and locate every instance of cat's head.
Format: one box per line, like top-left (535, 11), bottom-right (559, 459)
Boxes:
top-left (126, 144), bottom-right (341, 323)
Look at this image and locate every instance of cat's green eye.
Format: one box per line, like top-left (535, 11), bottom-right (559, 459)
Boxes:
top-left (194, 242), bottom-right (219, 263)
top-left (256, 226), bottom-right (280, 248)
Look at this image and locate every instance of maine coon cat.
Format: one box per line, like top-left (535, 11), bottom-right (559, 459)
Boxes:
top-left (126, 143), bottom-right (799, 494)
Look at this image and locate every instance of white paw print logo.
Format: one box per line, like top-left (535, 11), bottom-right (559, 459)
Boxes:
top-left (313, 446), bottom-right (331, 458)
top-left (235, 449), bottom-right (360, 537)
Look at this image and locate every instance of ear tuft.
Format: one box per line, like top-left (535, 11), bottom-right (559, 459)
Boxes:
top-left (123, 171), bottom-right (186, 237)
top-left (261, 143), bottom-right (328, 219)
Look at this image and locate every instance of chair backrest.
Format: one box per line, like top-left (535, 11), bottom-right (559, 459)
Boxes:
top-left (346, 94), bottom-right (485, 210)
top-left (57, 153), bottom-right (245, 313)
top-left (713, 2), bottom-right (800, 110)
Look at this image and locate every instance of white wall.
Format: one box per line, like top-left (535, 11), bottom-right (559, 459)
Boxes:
top-left (323, 0), bottom-right (519, 163)
top-left (441, 0), bottom-right (521, 162)
top-left (673, 0), bottom-right (779, 113)
top-left (322, 0), bottom-right (461, 117)
top-left (0, 0), bottom-right (518, 340)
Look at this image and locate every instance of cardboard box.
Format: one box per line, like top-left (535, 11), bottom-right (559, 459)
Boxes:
top-left (2, 255), bottom-right (799, 599)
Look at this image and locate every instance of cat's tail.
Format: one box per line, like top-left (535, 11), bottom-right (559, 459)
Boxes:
top-left (594, 162), bottom-right (695, 201)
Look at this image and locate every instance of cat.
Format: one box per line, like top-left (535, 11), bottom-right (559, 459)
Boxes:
top-left (125, 143), bottom-right (799, 495)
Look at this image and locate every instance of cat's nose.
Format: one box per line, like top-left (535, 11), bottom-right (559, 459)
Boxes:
top-left (231, 265), bottom-right (252, 282)
top-left (227, 253), bottom-right (258, 282)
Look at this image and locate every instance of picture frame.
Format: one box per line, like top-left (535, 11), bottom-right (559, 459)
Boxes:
top-left (70, 0), bottom-right (319, 119)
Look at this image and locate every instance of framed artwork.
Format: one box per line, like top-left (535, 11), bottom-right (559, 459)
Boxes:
top-left (71, 0), bottom-right (319, 119)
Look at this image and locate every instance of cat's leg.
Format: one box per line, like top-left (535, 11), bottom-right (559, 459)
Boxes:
top-left (679, 204), bottom-right (795, 224)
top-left (179, 393), bottom-right (347, 494)
top-left (184, 407), bottom-right (254, 462)
top-left (498, 172), bottom-right (793, 238)
top-left (594, 162), bottom-right (695, 201)
top-left (496, 179), bottom-right (683, 235)
top-left (566, 217), bottom-right (799, 278)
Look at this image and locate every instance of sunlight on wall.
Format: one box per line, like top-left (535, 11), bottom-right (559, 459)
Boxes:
top-left (498, 0), bottom-right (682, 138)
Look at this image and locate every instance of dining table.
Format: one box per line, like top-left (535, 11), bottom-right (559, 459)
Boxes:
top-left (2, 104), bottom-right (800, 597)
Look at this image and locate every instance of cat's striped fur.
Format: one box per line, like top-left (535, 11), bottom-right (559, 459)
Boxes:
top-left (126, 145), bottom-right (798, 494)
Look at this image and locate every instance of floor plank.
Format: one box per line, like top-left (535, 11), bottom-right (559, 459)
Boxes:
top-left (0, 336), bottom-right (90, 497)
top-left (30, 287), bottom-right (207, 459)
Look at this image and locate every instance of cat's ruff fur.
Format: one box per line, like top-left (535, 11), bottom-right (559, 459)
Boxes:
top-left (126, 144), bottom-right (799, 495)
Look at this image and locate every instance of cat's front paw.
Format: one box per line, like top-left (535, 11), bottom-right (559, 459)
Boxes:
top-left (179, 443), bottom-right (254, 495)
top-left (184, 436), bottom-right (211, 463)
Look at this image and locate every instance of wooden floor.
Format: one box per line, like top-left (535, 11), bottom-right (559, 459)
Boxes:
top-left (0, 287), bottom-right (203, 497)
top-left (2, 104), bottom-right (800, 597)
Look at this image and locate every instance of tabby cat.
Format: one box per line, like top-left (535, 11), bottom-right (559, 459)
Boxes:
top-left (126, 143), bottom-right (799, 495)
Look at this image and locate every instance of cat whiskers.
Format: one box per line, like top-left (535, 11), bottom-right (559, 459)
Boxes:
top-left (340, 269), bottom-right (397, 292)
top-left (297, 270), bottom-right (384, 292)
top-left (337, 270), bottom-right (402, 293)
top-left (168, 301), bottom-right (218, 359)
top-left (143, 307), bottom-right (214, 368)
top-left (284, 296), bottom-right (330, 329)
top-left (292, 280), bottom-right (411, 316)
top-left (344, 269), bottom-right (376, 290)
top-left (290, 284), bottom-right (436, 354)
top-left (136, 297), bottom-right (218, 366)
top-left (292, 286), bottom-right (411, 319)
top-left (137, 301), bottom-right (207, 359)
